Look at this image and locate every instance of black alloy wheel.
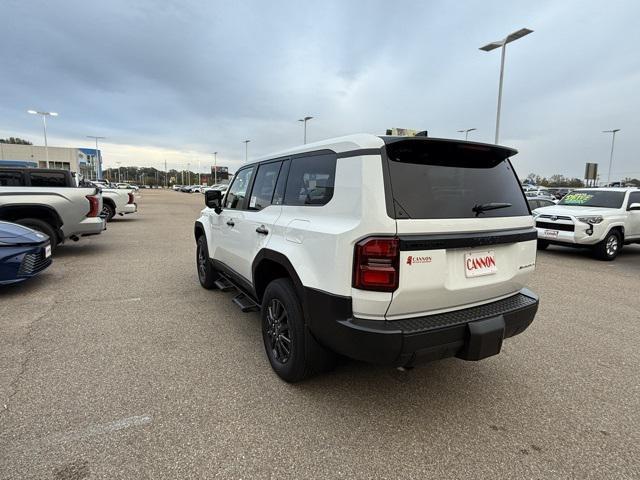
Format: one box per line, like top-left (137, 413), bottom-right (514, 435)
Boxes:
top-left (265, 298), bottom-right (292, 364)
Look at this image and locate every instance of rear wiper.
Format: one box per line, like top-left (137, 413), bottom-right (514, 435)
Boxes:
top-left (472, 202), bottom-right (512, 217)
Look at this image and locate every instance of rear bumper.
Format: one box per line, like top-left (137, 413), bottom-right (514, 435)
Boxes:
top-left (122, 203), bottom-right (137, 214)
top-left (65, 217), bottom-right (106, 238)
top-left (304, 288), bottom-right (539, 366)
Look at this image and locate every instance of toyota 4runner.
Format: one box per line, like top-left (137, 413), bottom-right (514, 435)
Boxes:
top-left (534, 187), bottom-right (640, 260)
top-left (194, 134), bottom-right (539, 382)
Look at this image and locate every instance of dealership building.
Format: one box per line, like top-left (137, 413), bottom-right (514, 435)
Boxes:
top-left (0, 143), bottom-right (103, 179)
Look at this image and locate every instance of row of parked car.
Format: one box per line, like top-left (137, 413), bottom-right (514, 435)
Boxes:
top-left (0, 168), bottom-right (139, 285)
top-left (172, 184), bottom-right (229, 194)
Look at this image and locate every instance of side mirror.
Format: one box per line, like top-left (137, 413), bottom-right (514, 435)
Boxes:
top-left (629, 202), bottom-right (640, 211)
top-left (205, 189), bottom-right (223, 214)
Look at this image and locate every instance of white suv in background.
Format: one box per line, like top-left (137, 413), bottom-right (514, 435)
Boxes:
top-left (194, 134), bottom-right (539, 382)
top-left (535, 188), bottom-right (640, 260)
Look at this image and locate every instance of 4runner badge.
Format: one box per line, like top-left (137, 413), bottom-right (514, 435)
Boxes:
top-left (406, 255), bottom-right (432, 265)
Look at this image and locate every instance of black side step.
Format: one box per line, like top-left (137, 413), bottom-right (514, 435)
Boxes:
top-left (214, 277), bottom-right (235, 291)
top-left (232, 293), bottom-right (260, 312)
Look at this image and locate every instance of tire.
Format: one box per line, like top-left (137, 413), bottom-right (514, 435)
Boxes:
top-left (261, 278), bottom-right (336, 382)
top-left (593, 230), bottom-right (622, 261)
top-left (537, 240), bottom-right (549, 250)
top-left (101, 202), bottom-right (116, 222)
top-left (15, 218), bottom-right (58, 253)
top-left (196, 235), bottom-right (217, 288)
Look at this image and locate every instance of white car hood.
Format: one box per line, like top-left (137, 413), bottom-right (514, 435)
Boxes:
top-left (535, 205), bottom-right (616, 216)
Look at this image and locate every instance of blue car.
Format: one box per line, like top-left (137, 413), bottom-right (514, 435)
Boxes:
top-left (0, 221), bottom-right (52, 285)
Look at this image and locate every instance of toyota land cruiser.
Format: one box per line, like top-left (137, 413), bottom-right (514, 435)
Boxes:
top-left (194, 134), bottom-right (539, 382)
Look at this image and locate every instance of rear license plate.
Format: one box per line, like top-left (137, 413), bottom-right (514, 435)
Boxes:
top-left (45, 245), bottom-right (52, 258)
top-left (542, 229), bottom-right (559, 239)
top-left (465, 251), bottom-right (497, 278)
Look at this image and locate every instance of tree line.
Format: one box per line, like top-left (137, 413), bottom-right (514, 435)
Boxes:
top-left (525, 173), bottom-right (640, 188)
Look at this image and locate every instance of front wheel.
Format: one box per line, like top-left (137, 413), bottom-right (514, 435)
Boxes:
top-left (593, 230), bottom-right (622, 261)
top-left (196, 235), bottom-right (217, 288)
top-left (261, 278), bottom-right (336, 382)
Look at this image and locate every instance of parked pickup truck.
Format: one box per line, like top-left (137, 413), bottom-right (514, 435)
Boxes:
top-left (534, 187), bottom-right (640, 260)
top-left (0, 168), bottom-right (106, 252)
top-left (90, 181), bottom-right (137, 221)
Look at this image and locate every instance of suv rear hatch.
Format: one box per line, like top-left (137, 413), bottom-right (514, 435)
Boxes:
top-left (381, 137), bottom-right (536, 319)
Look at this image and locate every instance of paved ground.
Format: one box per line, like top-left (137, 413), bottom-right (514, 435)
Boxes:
top-left (1, 190), bottom-right (638, 480)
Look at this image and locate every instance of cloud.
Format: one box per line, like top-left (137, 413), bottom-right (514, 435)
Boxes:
top-left (1, 0), bottom-right (638, 179)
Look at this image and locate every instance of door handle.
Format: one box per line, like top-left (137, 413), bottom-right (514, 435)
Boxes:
top-left (226, 220), bottom-right (235, 227)
top-left (256, 225), bottom-right (269, 235)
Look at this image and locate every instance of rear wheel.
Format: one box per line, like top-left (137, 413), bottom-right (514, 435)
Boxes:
top-left (593, 230), bottom-right (622, 261)
top-left (101, 202), bottom-right (116, 222)
top-left (537, 240), bottom-right (549, 250)
top-left (196, 235), bottom-right (217, 288)
top-left (15, 218), bottom-right (58, 253)
top-left (261, 278), bottom-right (335, 382)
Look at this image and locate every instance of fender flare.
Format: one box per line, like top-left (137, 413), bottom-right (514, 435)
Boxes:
top-left (252, 249), bottom-right (305, 302)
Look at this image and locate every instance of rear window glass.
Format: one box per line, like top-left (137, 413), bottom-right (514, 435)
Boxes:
top-left (29, 172), bottom-right (68, 187)
top-left (0, 171), bottom-right (23, 186)
top-left (384, 139), bottom-right (529, 219)
top-left (559, 190), bottom-right (625, 208)
top-left (284, 153), bottom-right (336, 206)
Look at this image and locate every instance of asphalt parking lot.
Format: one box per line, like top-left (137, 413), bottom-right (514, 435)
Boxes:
top-left (1, 190), bottom-right (639, 480)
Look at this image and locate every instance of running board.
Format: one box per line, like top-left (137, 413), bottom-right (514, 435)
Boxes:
top-left (214, 277), bottom-right (235, 291)
top-left (232, 293), bottom-right (260, 312)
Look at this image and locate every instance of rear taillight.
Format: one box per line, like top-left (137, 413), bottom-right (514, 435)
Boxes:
top-left (86, 195), bottom-right (100, 217)
top-left (128, 192), bottom-right (134, 204)
top-left (353, 237), bottom-right (399, 292)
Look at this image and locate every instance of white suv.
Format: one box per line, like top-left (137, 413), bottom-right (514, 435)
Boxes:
top-left (534, 188), bottom-right (640, 260)
top-left (194, 134), bottom-right (539, 382)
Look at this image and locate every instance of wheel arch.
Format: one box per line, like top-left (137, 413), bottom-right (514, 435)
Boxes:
top-left (252, 249), bottom-right (304, 303)
top-left (194, 220), bottom-right (206, 241)
top-left (606, 224), bottom-right (625, 240)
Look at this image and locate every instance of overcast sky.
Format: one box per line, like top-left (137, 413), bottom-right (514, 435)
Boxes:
top-left (1, 0), bottom-right (638, 179)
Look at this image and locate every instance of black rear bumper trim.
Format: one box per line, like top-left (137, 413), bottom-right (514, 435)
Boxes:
top-left (304, 288), bottom-right (539, 366)
top-left (398, 227), bottom-right (537, 251)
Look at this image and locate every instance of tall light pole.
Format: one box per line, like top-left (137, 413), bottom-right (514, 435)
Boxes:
top-left (212, 152), bottom-right (218, 184)
top-left (27, 110), bottom-right (58, 167)
top-left (298, 116), bottom-right (313, 144)
top-left (603, 129), bottom-right (621, 185)
top-left (243, 140), bottom-right (250, 163)
top-left (198, 158), bottom-right (201, 185)
top-left (116, 162), bottom-right (121, 183)
top-left (187, 162), bottom-right (190, 185)
top-left (479, 28), bottom-right (533, 144)
top-left (457, 128), bottom-right (477, 140)
top-left (86, 135), bottom-right (106, 180)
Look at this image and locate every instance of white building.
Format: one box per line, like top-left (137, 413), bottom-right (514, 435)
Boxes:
top-left (0, 143), bottom-right (103, 179)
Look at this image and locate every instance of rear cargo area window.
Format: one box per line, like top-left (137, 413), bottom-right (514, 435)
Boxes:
top-left (384, 139), bottom-right (529, 219)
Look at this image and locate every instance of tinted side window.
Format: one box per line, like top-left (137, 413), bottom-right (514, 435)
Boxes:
top-left (541, 200), bottom-right (555, 207)
top-left (272, 160), bottom-right (290, 206)
top-left (284, 153), bottom-right (337, 206)
top-left (0, 171), bottom-right (23, 186)
top-left (248, 161), bottom-right (282, 211)
top-left (224, 167), bottom-right (254, 209)
top-left (29, 172), bottom-right (67, 187)
top-left (628, 192), bottom-right (640, 208)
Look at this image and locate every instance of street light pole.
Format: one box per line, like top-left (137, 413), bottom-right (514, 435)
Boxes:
top-left (603, 129), bottom-right (621, 185)
top-left (212, 152), bottom-right (218, 184)
top-left (479, 28), bottom-right (533, 144)
top-left (243, 140), bottom-right (250, 163)
top-left (457, 128), bottom-right (477, 140)
top-left (86, 135), bottom-right (106, 180)
top-left (298, 116), bottom-right (313, 144)
top-left (27, 110), bottom-right (58, 167)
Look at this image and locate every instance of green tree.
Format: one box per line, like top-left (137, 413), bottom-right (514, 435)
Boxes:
top-left (0, 137), bottom-right (32, 145)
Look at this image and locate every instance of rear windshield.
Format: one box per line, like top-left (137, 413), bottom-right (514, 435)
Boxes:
top-left (384, 139), bottom-right (529, 219)
top-left (558, 190), bottom-right (625, 208)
